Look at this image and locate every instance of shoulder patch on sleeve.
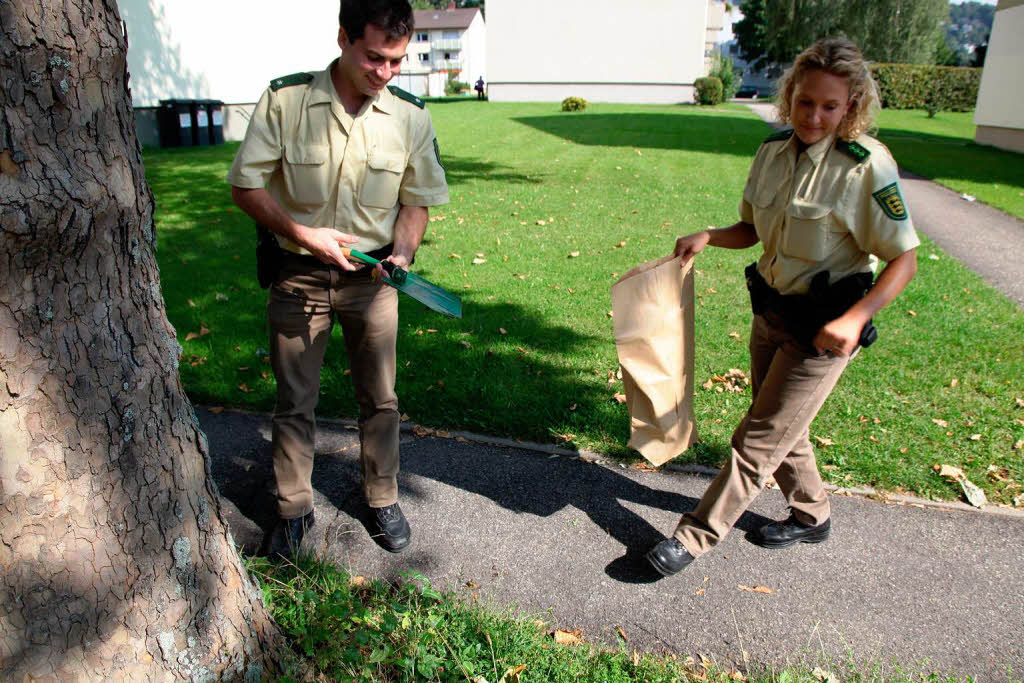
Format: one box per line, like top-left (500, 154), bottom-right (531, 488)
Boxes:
top-left (388, 85), bottom-right (425, 109)
top-left (836, 139), bottom-right (871, 163)
top-left (270, 72), bottom-right (314, 91)
top-left (432, 138), bottom-right (444, 170)
top-left (872, 182), bottom-right (908, 221)
top-left (763, 129), bottom-right (794, 143)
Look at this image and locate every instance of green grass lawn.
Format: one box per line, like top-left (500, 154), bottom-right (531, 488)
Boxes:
top-left (874, 108), bottom-right (1024, 219)
top-left (145, 102), bottom-right (1024, 507)
top-left (253, 554), bottom-right (977, 682)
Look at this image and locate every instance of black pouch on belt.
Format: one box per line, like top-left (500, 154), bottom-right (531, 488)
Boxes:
top-left (255, 224), bottom-right (284, 289)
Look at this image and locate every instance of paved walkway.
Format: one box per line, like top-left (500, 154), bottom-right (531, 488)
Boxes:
top-left (204, 409), bottom-right (1024, 680)
top-left (743, 101), bottom-right (1024, 307)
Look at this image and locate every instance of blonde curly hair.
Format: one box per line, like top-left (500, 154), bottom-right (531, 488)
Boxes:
top-left (775, 38), bottom-right (880, 141)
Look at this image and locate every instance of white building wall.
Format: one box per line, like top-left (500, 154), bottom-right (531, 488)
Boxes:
top-left (118, 0), bottom-right (341, 106)
top-left (461, 13), bottom-right (487, 88)
top-left (973, 0), bottom-right (1024, 152)
top-left (487, 0), bottom-right (707, 103)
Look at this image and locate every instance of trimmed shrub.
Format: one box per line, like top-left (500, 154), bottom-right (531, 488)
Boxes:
top-left (444, 79), bottom-right (469, 96)
top-left (695, 76), bottom-right (723, 105)
top-left (870, 63), bottom-right (981, 112)
top-left (560, 96), bottom-right (587, 112)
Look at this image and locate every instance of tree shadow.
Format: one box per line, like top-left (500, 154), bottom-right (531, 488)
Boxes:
top-left (198, 409), bottom-right (774, 586)
top-left (440, 156), bottom-right (543, 186)
top-left (512, 111), bottom-right (765, 157)
top-left (119, 0), bottom-right (210, 106)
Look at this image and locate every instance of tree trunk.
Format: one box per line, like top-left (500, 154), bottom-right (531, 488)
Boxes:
top-left (0, 1), bottom-right (282, 678)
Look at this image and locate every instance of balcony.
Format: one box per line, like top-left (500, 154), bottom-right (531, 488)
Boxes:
top-left (435, 59), bottom-right (462, 71)
top-left (431, 39), bottom-right (461, 51)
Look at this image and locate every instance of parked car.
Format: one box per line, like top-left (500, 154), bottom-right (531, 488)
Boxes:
top-left (735, 86), bottom-right (759, 99)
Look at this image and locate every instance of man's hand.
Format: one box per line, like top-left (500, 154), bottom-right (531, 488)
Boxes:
top-left (813, 312), bottom-right (865, 356)
top-left (375, 250), bottom-right (412, 279)
top-left (673, 231), bottom-right (711, 264)
top-left (296, 227), bottom-right (360, 271)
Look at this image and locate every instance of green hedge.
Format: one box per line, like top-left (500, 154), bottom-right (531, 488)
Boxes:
top-left (870, 63), bottom-right (982, 112)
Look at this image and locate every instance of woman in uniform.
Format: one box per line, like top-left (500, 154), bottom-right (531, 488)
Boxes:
top-left (645, 38), bottom-right (919, 576)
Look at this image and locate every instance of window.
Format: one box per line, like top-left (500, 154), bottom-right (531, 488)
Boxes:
top-left (415, 32), bottom-right (428, 42)
top-left (444, 52), bottom-right (451, 60)
top-left (418, 53), bottom-right (429, 63)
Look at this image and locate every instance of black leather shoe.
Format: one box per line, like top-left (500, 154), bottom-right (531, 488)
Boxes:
top-left (372, 503), bottom-right (411, 553)
top-left (645, 537), bottom-right (695, 577)
top-left (263, 510), bottom-right (315, 560)
top-left (756, 515), bottom-right (830, 548)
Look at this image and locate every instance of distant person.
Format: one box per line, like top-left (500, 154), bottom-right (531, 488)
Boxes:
top-left (644, 38), bottom-right (919, 577)
top-left (474, 76), bottom-right (485, 100)
top-left (227, 0), bottom-right (449, 559)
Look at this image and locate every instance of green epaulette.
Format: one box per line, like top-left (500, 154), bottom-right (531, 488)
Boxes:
top-left (388, 85), bottom-right (425, 109)
top-left (836, 139), bottom-right (870, 163)
top-left (270, 72), bottom-right (314, 91)
top-left (763, 129), bottom-right (794, 143)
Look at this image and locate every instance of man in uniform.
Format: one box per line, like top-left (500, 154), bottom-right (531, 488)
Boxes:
top-left (226, 0), bottom-right (448, 558)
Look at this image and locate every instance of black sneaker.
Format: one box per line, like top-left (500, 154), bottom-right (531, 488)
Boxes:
top-left (372, 502), bottom-right (411, 553)
top-left (755, 515), bottom-right (830, 549)
top-left (644, 537), bottom-right (695, 577)
top-left (262, 510), bottom-right (315, 560)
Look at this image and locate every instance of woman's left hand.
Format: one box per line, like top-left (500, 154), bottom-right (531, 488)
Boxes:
top-left (813, 313), bottom-right (864, 356)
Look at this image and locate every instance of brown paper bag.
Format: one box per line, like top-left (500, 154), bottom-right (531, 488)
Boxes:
top-left (611, 254), bottom-right (698, 466)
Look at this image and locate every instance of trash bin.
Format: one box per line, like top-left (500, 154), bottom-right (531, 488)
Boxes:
top-left (157, 99), bottom-right (194, 147)
top-left (189, 100), bottom-right (211, 146)
top-left (203, 99), bottom-right (225, 145)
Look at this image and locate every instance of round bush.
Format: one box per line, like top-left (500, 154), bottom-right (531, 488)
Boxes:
top-left (695, 76), bottom-right (723, 105)
top-left (561, 96), bottom-right (587, 112)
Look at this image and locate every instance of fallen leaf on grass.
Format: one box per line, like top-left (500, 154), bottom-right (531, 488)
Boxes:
top-left (187, 299), bottom-right (196, 308)
top-left (702, 368), bottom-right (750, 393)
top-left (616, 626), bottom-right (628, 642)
top-left (350, 576), bottom-right (366, 587)
top-left (932, 418), bottom-right (949, 428)
top-left (215, 292), bottom-right (228, 301)
top-left (615, 241), bottom-right (627, 248)
top-left (1015, 398), bottom-right (1024, 408)
top-left (1015, 494), bottom-right (1024, 508)
top-left (238, 383), bottom-right (252, 393)
top-left (814, 436), bottom-right (836, 447)
top-left (448, 253), bottom-right (461, 259)
top-left (987, 465), bottom-right (1010, 481)
top-left (822, 464), bottom-right (839, 471)
top-left (950, 378), bottom-right (959, 388)
top-left (729, 331), bottom-right (741, 340)
top-left (812, 667), bottom-right (839, 683)
top-left (400, 413), bottom-right (410, 422)
top-left (568, 251), bottom-right (580, 258)
top-left (459, 340), bottom-right (472, 349)
top-left (738, 585), bottom-right (775, 594)
top-left (936, 464), bottom-right (988, 507)
top-left (1014, 440), bottom-right (1024, 450)
top-left (612, 393), bottom-right (627, 404)
top-left (472, 257), bottom-right (487, 265)
top-left (552, 629), bottom-right (583, 645)
top-left (970, 434), bottom-right (982, 441)
top-left (412, 425), bottom-right (434, 438)
top-left (498, 327), bottom-right (507, 335)
top-left (907, 310), bottom-right (917, 317)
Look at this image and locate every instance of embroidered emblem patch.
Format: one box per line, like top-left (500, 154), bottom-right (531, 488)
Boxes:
top-left (872, 182), bottom-right (908, 221)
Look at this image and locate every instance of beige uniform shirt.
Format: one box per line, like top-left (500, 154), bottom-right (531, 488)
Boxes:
top-left (227, 61), bottom-right (449, 253)
top-left (739, 131), bottom-right (920, 295)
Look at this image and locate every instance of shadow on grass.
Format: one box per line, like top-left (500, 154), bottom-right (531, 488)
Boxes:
top-left (512, 112), bottom-right (764, 157)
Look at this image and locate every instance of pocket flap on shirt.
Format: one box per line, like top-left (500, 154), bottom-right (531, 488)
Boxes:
top-left (285, 144), bottom-right (328, 165)
top-left (367, 152), bottom-right (404, 173)
top-left (786, 202), bottom-right (832, 221)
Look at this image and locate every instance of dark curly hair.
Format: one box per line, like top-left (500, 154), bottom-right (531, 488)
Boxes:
top-left (339, 0), bottom-right (414, 42)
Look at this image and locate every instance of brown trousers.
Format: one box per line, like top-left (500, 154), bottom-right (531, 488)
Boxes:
top-left (675, 313), bottom-right (851, 556)
top-left (268, 254), bottom-right (400, 519)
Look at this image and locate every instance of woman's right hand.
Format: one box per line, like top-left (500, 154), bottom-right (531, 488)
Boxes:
top-left (673, 231), bottom-right (712, 264)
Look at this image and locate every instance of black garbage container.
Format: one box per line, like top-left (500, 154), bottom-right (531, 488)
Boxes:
top-left (157, 99), bottom-right (194, 147)
top-left (189, 100), bottom-right (211, 146)
top-left (204, 99), bottom-right (225, 145)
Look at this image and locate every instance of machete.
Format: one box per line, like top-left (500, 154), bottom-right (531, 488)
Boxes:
top-left (343, 248), bottom-right (462, 319)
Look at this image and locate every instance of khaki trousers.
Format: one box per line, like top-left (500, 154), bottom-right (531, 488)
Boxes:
top-left (675, 313), bottom-right (851, 556)
top-left (268, 254), bottom-right (400, 519)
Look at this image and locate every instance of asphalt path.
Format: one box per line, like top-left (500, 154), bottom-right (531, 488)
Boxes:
top-left (742, 101), bottom-right (1024, 308)
top-left (202, 409), bottom-right (1024, 680)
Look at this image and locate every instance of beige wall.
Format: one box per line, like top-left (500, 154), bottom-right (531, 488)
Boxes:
top-left (486, 0), bottom-right (707, 103)
top-left (973, 1), bottom-right (1024, 148)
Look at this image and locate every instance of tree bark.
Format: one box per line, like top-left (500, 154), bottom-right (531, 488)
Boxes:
top-left (0, 1), bottom-right (282, 679)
